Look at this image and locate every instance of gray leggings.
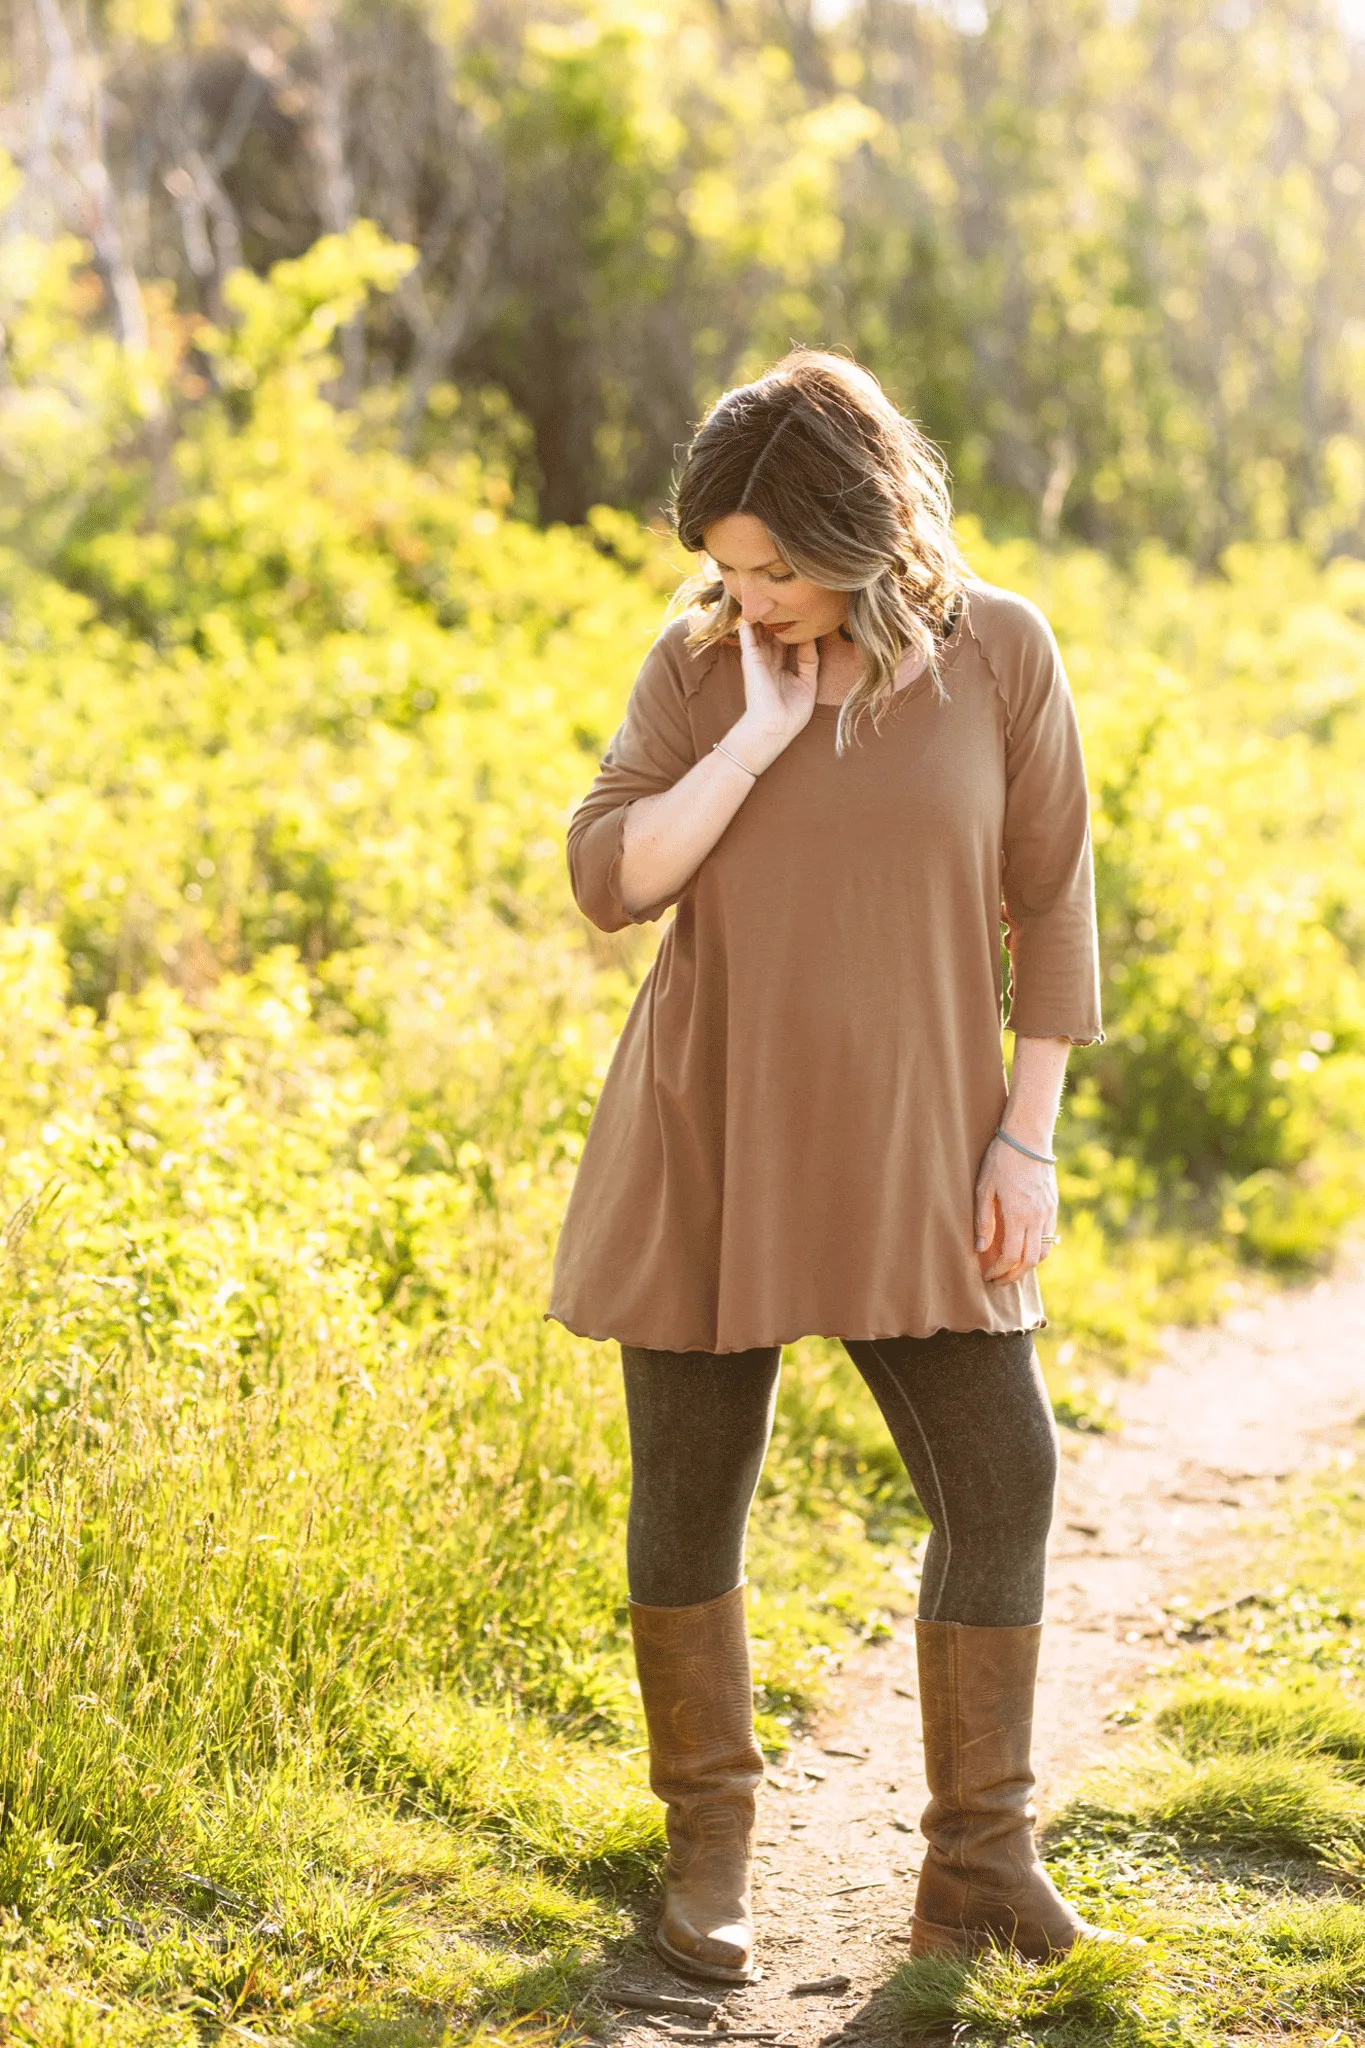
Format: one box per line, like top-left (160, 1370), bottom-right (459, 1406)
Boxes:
top-left (623, 1330), bottom-right (1058, 1627)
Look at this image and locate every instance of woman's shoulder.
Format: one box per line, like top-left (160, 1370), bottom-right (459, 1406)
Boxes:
top-left (956, 579), bottom-right (1067, 707)
top-left (959, 579), bottom-right (1057, 658)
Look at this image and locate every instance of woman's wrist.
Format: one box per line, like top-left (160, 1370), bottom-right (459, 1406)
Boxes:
top-left (1000, 1038), bottom-right (1070, 1157)
top-left (726, 712), bottom-right (795, 776)
top-left (997, 1112), bottom-right (1057, 1157)
top-left (993, 1126), bottom-right (1057, 1166)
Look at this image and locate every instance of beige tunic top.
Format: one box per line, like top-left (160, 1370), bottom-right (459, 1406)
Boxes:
top-left (548, 582), bottom-right (1102, 1355)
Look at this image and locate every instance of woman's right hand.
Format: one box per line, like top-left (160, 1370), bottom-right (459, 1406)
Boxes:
top-left (730, 620), bottom-right (820, 770)
top-left (616, 620), bottom-right (818, 916)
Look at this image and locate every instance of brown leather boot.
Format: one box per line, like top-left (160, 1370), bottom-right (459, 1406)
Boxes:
top-left (911, 1620), bottom-right (1130, 1959)
top-left (630, 1585), bottom-right (764, 1985)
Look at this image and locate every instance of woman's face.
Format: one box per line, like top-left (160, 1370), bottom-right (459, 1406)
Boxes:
top-left (702, 513), bottom-right (848, 645)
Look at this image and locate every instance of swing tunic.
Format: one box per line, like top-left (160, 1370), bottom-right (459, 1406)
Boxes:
top-left (547, 581), bottom-right (1102, 1356)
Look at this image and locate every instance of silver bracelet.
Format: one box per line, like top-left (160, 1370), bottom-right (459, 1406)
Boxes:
top-left (712, 739), bottom-right (759, 781)
top-left (994, 1126), bottom-right (1057, 1166)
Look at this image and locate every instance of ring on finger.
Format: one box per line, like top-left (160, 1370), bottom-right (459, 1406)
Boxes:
top-left (1041, 1234), bottom-right (1062, 1247)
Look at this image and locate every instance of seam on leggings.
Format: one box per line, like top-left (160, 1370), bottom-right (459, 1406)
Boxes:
top-left (867, 1338), bottom-right (953, 1623)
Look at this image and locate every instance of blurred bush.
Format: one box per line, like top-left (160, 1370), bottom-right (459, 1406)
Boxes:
top-left (1009, 533), bottom-right (1365, 1275)
top-left (9, 0), bottom-right (1365, 554)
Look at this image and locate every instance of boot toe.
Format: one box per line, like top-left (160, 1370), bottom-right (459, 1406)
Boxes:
top-left (1017, 1913), bottom-right (1147, 1959)
top-left (1077, 1922), bottom-right (1146, 1950)
top-left (656, 1912), bottom-right (754, 1983)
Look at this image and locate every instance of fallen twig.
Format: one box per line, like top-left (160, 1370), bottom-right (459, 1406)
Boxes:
top-left (643, 2029), bottom-right (786, 2044)
top-left (790, 1975), bottom-right (851, 1995)
top-left (609, 1989), bottom-right (720, 2021)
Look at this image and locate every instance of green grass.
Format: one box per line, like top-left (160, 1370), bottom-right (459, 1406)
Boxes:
top-left (1066, 1742), bottom-right (1365, 1859)
top-left (1153, 1676), bottom-right (1365, 1775)
top-left (0, 1189), bottom-right (923, 2042)
top-left (889, 1940), bottom-right (1161, 2043)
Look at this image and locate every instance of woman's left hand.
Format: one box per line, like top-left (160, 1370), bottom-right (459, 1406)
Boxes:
top-left (974, 1136), bottom-right (1058, 1284)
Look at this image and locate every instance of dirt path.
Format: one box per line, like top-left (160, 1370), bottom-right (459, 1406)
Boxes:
top-left (598, 1268), bottom-right (1365, 2046)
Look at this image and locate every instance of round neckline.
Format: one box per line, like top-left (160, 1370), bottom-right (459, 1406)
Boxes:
top-left (809, 685), bottom-right (926, 720)
top-left (807, 599), bottom-right (971, 720)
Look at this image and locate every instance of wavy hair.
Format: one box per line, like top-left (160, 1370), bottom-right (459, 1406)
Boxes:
top-left (672, 350), bottom-right (965, 753)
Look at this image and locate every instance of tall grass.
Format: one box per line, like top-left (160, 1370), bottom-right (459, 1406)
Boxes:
top-left (0, 939), bottom-right (915, 2034)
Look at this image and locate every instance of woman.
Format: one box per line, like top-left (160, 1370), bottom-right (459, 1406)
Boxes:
top-left (549, 352), bottom-right (1122, 1981)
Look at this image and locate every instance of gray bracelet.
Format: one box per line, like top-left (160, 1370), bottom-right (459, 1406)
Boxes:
top-left (994, 1126), bottom-right (1057, 1166)
top-left (712, 739), bottom-right (758, 781)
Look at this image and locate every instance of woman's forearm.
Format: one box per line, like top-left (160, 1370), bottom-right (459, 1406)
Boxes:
top-left (617, 715), bottom-right (784, 915)
top-left (1000, 1035), bottom-right (1071, 1153)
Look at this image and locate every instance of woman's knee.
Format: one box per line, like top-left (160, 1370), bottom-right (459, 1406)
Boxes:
top-left (1009, 1406), bottom-right (1060, 1533)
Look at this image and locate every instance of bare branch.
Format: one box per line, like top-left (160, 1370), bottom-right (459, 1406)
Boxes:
top-left (32, 0), bottom-right (149, 351)
top-left (302, 4), bottom-right (363, 398)
top-left (304, 7), bottom-right (356, 237)
top-left (399, 202), bottom-right (499, 445)
top-left (210, 57), bottom-right (269, 174)
top-left (1039, 435), bottom-right (1076, 546)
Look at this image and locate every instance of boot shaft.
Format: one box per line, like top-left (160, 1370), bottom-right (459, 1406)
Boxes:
top-left (630, 1585), bottom-right (764, 1806)
top-left (916, 1619), bottom-right (1042, 1878)
top-left (916, 1619), bottom-right (1041, 1805)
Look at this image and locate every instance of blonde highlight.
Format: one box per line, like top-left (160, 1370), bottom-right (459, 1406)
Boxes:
top-left (671, 351), bottom-right (965, 753)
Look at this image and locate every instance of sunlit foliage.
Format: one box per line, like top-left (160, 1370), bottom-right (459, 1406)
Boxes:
top-left (5, 0), bottom-right (1365, 547)
top-left (0, 227), bottom-right (1361, 2034)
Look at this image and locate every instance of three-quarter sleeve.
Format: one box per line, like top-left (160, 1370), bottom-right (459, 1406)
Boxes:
top-left (566, 627), bottom-right (700, 933)
top-left (998, 602), bottom-right (1103, 1044)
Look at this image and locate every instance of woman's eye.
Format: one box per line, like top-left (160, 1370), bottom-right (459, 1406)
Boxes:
top-left (770, 571), bottom-right (795, 584)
